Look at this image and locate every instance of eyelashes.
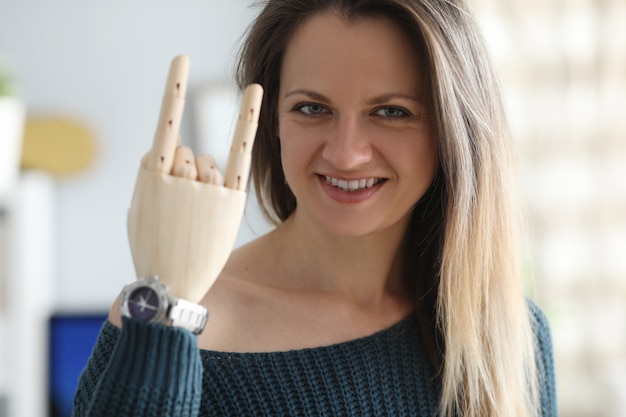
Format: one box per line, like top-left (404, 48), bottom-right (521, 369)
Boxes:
top-left (293, 103), bottom-right (329, 117)
top-left (372, 106), bottom-right (412, 119)
top-left (291, 102), bottom-right (415, 121)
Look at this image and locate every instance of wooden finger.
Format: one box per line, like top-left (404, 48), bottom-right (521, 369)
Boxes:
top-left (140, 150), bottom-right (151, 169)
top-left (224, 83), bottom-right (264, 191)
top-left (171, 146), bottom-right (198, 180)
top-left (196, 154), bottom-right (223, 185)
top-left (147, 55), bottom-right (190, 174)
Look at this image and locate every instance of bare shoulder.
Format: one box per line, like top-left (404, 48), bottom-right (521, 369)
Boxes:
top-left (196, 231), bottom-right (415, 353)
top-left (196, 232), bottom-right (335, 353)
top-left (197, 234), bottom-right (281, 351)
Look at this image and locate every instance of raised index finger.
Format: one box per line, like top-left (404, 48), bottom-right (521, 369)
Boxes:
top-left (147, 55), bottom-right (190, 174)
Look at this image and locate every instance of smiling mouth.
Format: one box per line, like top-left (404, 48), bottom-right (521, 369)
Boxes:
top-left (324, 175), bottom-right (385, 192)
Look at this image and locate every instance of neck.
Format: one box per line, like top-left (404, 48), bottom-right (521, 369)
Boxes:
top-left (268, 211), bottom-right (411, 307)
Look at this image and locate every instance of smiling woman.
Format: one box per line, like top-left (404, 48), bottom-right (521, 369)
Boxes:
top-left (72, 1), bottom-right (557, 416)
top-left (277, 13), bottom-right (437, 237)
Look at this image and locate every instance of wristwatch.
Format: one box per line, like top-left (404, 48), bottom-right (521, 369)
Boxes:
top-left (119, 276), bottom-right (208, 334)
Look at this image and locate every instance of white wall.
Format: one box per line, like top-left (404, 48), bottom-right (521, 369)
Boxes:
top-left (0, 0), bottom-right (270, 309)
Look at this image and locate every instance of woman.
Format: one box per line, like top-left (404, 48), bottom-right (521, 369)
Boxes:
top-left (73, 0), bottom-right (557, 416)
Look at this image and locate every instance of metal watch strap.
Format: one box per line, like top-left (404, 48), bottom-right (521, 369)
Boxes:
top-left (121, 276), bottom-right (208, 335)
top-left (169, 297), bottom-right (209, 334)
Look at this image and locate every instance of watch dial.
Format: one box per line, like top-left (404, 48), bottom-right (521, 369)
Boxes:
top-left (128, 287), bottom-right (160, 321)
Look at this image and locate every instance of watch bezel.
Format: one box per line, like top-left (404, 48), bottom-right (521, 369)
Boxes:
top-left (120, 276), bottom-right (171, 324)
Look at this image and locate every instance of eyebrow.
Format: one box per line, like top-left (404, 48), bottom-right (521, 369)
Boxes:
top-left (283, 89), bottom-right (331, 102)
top-left (367, 93), bottom-right (425, 106)
top-left (283, 89), bottom-right (425, 106)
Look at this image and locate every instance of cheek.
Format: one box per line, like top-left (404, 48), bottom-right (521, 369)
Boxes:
top-left (393, 134), bottom-right (439, 191)
top-left (279, 139), bottom-right (296, 181)
top-left (415, 140), bottom-right (438, 176)
top-left (278, 122), bottom-right (295, 177)
top-left (385, 125), bottom-right (437, 167)
top-left (279, 138), bottom-right (306, 190)
top-left (413, 126), bottom-right (438, 175)
top-left (278, 123), bottom-right (323, 177)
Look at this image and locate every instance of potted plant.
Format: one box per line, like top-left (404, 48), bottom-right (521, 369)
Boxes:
top-left (0, 64), bottom-right (25, 196)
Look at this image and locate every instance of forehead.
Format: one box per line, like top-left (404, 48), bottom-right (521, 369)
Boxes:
top-left (280, 12), bottom-right (426, 97)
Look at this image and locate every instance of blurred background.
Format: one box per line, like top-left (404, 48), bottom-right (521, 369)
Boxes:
top-left (0, 0), bottom-right (624, 416)
top-left (474, 0), bottom-right (626, 415)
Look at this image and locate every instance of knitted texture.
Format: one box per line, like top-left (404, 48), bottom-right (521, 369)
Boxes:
top-left (73, 317), bottom-right (202, 417)
top-left (531, 303), bottom-right (558, 415)
top-left (73, 302), bottom-right (556, 417)
top-left (199, 316), bottom-right (440, 417)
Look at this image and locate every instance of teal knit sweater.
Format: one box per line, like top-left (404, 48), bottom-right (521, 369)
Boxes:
top-left (72, 302), bottom-right (556, 416)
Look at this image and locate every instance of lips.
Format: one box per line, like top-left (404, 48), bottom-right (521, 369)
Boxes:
top-left (324, 175), bottom-right (384, 192)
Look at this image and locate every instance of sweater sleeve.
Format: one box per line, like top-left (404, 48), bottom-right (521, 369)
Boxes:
top-left (72, 316), bottom-right (203, 417)
top-left (528, 300), bottom-right (558, 417)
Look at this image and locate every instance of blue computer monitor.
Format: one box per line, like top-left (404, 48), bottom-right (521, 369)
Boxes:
top-left (48, 312), bottom-right (108, 417)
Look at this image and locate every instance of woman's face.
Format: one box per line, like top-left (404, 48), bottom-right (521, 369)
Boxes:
top-left (277, 12), bottom-right (438, 238)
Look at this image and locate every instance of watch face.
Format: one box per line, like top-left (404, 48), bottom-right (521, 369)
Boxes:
top-left (128, 287), bottom-right (160, 321)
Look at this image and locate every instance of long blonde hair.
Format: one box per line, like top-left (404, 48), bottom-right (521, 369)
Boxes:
top-left (236, 0), bottom-right (539, 416)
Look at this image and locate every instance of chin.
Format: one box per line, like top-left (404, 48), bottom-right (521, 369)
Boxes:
top-left (308, 208), bottom-right (409, 241)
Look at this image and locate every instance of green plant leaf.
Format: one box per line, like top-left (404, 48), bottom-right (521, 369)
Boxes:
top-left (0, 66), bottom-right (16, 96)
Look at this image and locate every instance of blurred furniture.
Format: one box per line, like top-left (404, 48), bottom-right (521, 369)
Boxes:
top-left (0, 171), bottom-right (55, 417)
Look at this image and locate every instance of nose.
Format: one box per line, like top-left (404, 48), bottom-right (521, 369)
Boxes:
top-left (321, 115), bottom-right (373, 170)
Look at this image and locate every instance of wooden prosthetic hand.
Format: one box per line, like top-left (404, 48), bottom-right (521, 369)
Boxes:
top-left (127, 55), bottom-right (263, 303)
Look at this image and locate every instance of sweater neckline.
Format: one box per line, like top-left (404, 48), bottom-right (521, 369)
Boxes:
top-left (199, 312), bottom-right (418, 357)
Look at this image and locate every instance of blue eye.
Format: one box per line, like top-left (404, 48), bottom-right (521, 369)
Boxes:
top-left (374, 106), bottom-right (410, 119)
top-left (294, 103), bottom-right (328, 116)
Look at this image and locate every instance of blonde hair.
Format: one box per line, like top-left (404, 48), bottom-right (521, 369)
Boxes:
top-left (236, 0), bottom-right (540, 416)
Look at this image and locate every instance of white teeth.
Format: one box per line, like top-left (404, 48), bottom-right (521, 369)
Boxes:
top-left (324, 176), bottom-right (381, 192)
